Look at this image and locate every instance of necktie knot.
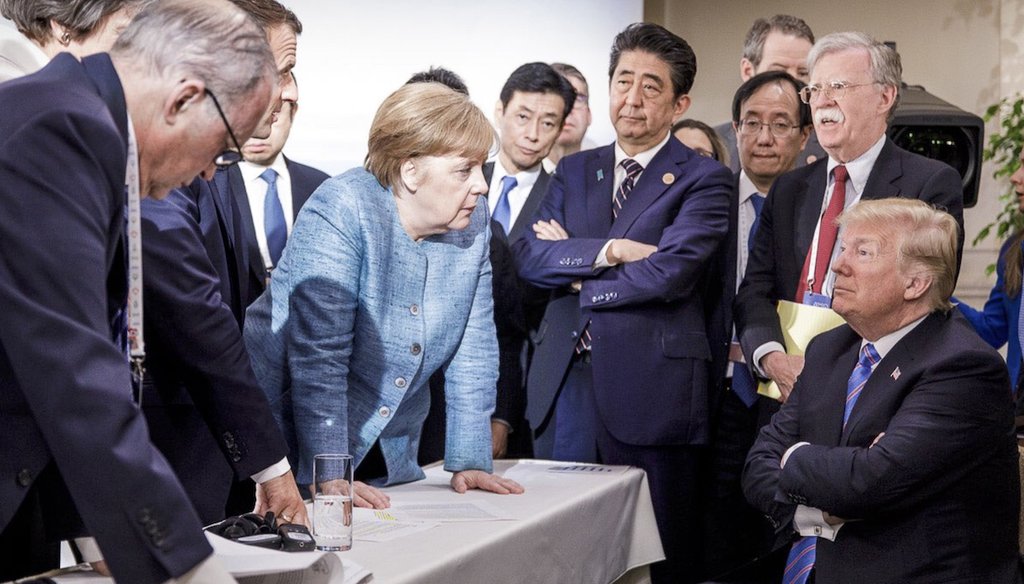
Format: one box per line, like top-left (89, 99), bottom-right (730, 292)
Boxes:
top-left (621, 158), bottom-right (643, 178)
top-left (859, 342), bottom-right (880, 369)
top-left (260, 168), bottom-right (278, 185)
top-left (492, 175), bottom-right (517, 235)
top-left (832, 164), bottom-right (848, 184)
top-left (750, 193), bottom-right (766, 215)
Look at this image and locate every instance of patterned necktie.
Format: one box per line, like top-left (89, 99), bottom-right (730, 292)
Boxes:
top-left (492, 175), bottom-right (517, 235)
top-left (796, 165), bottom-right (848, 300)
top-left (844, 342), bottom-right (880, 426)
top-left (784, 341), bottom-right (880, 584)
top-left (262, 168), bottom-right (287, 266)
top-left (612, 158), bottom-right (644, 219)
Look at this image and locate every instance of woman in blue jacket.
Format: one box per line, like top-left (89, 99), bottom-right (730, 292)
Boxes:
top-left (956, 154), bottom-right (1024, 390)
top-left (245, 82), bottom-right (524, 507)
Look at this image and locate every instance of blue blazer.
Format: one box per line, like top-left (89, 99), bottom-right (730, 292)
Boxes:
top-left (0, 54), bottom-right (210, 582)
top-left (955, 237), bottom-right (1023, 387)
top-left (513, 137), bottom-right (732, 446)
top-left (245, 168), bottom-right (497, 486)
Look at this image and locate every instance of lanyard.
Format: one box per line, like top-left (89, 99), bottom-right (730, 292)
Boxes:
top-left (125, 121), bottom-right (146, 396)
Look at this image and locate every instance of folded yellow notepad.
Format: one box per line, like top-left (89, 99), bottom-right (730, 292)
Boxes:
top-left (758, 300), bottom-right (847, 400)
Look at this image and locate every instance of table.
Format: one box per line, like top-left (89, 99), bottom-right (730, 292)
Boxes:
top-left (52, 460), bottom-right (664, 584)
top-left (341, 459), bottom-right (664, 583)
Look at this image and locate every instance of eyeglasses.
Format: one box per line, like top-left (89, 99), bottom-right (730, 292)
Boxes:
top-left (574, 93), bottom-right (589, 106)
top-left (204, 88), bottom-right (244, 168)
top-left (736, 119), bottom-right (801, 138)
top-left (798, 81), bottom-right (877, 104)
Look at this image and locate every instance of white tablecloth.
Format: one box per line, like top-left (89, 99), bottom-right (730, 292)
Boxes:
top-left (340, 459), bottom-right (665, 584)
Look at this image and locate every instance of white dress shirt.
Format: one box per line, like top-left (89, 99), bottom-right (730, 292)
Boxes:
top-left (240, 158), bottom-right (294, 271)
top-left (486, 158), bottom-right (541, 232)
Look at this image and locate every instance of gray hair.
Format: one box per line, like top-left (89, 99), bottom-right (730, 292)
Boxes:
top-left (741, 14), bottom-right (814, 68)
top-left (0, 0), bottom-right (149, 44)
top-left (109, 0), bottom-right (275, 115)
top-left (808, 31), bottom-right (903, 116)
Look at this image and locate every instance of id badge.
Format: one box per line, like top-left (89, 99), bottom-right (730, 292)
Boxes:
top-left (802, 291), bottom-right (832, 308)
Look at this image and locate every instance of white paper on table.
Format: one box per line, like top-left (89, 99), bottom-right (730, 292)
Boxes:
top-left (366, 499), bottom-right (514, 522)
top-left (352, 508), bottom-right (440, 542)
top-left (502, 460), bottom-right (632, 486)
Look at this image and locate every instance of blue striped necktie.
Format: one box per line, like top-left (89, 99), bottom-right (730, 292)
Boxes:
top-left (784, 342), bottom-right (879, 584)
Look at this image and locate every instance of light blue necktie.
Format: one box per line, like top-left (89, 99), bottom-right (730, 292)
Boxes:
top-left (261, 168), bottom-right (286, 266)
top-left (492, 175), bottom-right (517, 235)
top-left (784, 342), bottom-right (879, 584)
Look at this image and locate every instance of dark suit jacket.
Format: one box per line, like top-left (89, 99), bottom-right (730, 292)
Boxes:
top-left (0, 53), bottom-right (210, 582)
top-left (743, 311), bottom-right (1020, 583)
top-left (705, 173), bottom-right (742, 398)
top-left (514, 137), bottom-right (732, 446)
top-left (231, 159), bottom-right (329, 305)
top-left (140, 185), bottom-right (290, 523)
top-left (734, 138), bottom-right (965, 368)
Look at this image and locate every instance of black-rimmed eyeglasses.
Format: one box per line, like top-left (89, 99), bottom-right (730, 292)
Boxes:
top-left (204, 88), bottom-right (244, 168)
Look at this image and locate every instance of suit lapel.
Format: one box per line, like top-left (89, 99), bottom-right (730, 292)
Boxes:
top-left (841, 313), bottom-right (937, 443)
top-left (229, 167), bottom-right (265, 286)
top-left (585, 147), bottom-right (615, 237)
top-left (794, 166), bottom-right (826, 268)
top-left (816, 331), bottom-right (862, 446)
top-left (608, 139), bottom-right (681, 238)
top-left (509, 169), bottom-right (549, 241)
top-left (862, 139), bottom-right (903, 201)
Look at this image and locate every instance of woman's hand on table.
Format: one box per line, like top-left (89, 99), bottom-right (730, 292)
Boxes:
top-left (450, 470), bottom-right (525, 495)
top-left (353, 481), bottom-right (391, 509)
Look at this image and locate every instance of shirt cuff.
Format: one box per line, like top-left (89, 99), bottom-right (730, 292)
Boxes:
top-left (793, 505), bottom-right (844, 541)
top-left (251, 457), bottom-right (291, 484)
top-left (752, 342), bottom-right (787, 377)
top-left (781, 441), bottom-right (810, 468)
top-left (594, 240), bottom-right (615, 268)
top-left (74, 537), bottom-right (103, 563)
top-left (491, 417), bottom-right (512, 431)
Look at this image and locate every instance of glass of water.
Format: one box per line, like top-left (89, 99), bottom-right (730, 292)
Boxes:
top-left (312, 453), bottom-right (354, 551)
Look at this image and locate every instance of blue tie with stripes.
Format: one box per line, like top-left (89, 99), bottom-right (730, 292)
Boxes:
top-left (784, 342), bottom-right (879, 584)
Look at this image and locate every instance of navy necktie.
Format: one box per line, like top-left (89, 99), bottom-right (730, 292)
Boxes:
top-left (731, 193), bottom-right (768, 408)
top-left (612, 158), bottom-right (643, 219)
top-left (748, 193), bottom-right (766, 252)
top-left (492, 175), bottom-right (517, 235)
top-left (262, 168), bottom-right (286, 266)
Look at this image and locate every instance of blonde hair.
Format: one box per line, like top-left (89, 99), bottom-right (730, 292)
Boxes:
top-left (838, 198), bottom-right (959, 312)
top-left (365, 82), bottom-right (494, 188)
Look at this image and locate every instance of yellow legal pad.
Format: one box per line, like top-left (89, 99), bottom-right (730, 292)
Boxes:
top-left (758, 300), bottom-right (847, 400)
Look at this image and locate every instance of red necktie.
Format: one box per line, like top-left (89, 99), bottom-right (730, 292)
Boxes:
top-left (795, 165), bottom-right (847, 300)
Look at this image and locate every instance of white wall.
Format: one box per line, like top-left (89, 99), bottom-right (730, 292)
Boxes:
top-left (283, 0), bottom-right (643, 175)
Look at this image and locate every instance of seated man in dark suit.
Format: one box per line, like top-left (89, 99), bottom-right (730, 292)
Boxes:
top-left (743, 198), bottom-right (1020, 583)
top-left (0, 0), bottom-right (276, 580)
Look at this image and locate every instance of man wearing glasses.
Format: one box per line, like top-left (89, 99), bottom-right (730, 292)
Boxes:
top-left (703, 69), bottom-right (811, 581)
top-left (733, 32), bottom-right (965, 582)
top-left (137, 0), bottom-right (310, 528)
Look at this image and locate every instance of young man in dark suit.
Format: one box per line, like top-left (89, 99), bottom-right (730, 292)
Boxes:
top-left (514, 23), bottom-right (731, 583)
top-left (743, 199), bottom-right (1020, 584)
top-left (138, 0), bottom-right (315, 527)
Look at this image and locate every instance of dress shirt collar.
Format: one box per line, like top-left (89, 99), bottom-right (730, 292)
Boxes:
top-left (826, 134), bottom-right (886, 196)
top-left (240, 156), bottom-right (288, 183)
top-left (614, 132), bottom-right (671, 172)
top-left (862, 313), bottom-right (928, 361)
top-left (737, 170), bottom-right (762, 203)
top-left (492, 157), bottom-right (540, 194)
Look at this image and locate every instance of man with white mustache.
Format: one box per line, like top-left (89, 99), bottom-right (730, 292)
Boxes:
top-left (733, 32), bottom-right (964, 406)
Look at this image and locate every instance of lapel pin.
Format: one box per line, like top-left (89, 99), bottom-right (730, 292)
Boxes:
top-left (891, 367), bottom-right (901, 381)
top-left (662, 173), bottom-right (674, 185)
top-left (596, 169), bottom-right (604, 182)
